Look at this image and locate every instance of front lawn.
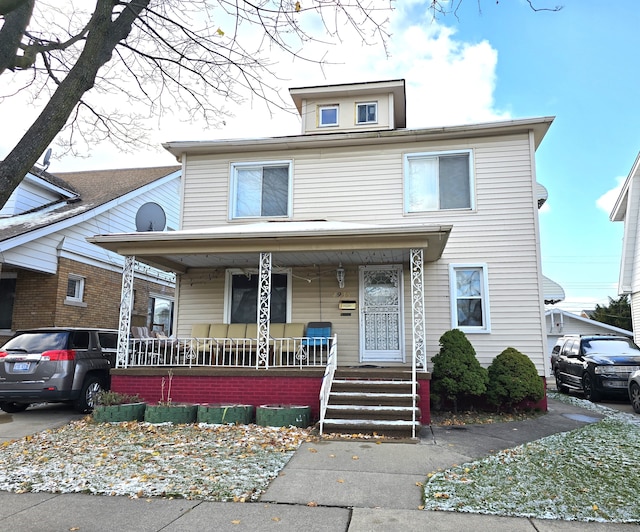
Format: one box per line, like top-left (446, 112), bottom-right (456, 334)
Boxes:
top-left (423, 393), bottom-right (640, 523)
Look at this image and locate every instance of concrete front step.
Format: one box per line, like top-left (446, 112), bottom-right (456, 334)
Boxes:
top-left (325, 404), bottom-right (419, 421)
top-left (329, 391), bottom-right (416, 407)
top-left (321, 418), bottom-right (420, 436)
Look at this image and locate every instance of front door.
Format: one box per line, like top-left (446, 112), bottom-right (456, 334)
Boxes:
top-left (359, 265), bottom-right (404, 363)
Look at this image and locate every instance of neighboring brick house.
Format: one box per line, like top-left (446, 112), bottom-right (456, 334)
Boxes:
top-left (91, 79), bottom-right (555, 435)
top-left (0, 166), bottom-right (180, 345)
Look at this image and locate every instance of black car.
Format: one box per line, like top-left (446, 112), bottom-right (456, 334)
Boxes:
top-left (0, 328), bottom-right (118, 413)
top-left (551, 334), bottom-right (640, 402)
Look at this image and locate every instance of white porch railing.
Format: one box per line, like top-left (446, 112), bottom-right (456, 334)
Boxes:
top-left (124, 334), bottom-right (334, 369)
top-left (318, 335), bottom-right (338, 435)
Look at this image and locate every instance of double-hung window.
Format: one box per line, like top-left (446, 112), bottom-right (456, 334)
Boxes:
top-left (230, 161), bottom-right (291, 219)
top-left (449, 264), bottom-right (490, 333)
top-left (318, 105), bottom-right (339, 127)
top-left (356, 102), bottom-right (377, 124)
top-left (405, 150), bottom-right (473, 212)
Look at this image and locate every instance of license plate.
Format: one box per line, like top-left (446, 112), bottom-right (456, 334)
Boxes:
top-left (13, 362), bottom-right (30, 372)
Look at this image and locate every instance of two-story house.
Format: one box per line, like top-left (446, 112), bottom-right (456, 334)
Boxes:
top-left (90, 79), bottom-right (553, 435)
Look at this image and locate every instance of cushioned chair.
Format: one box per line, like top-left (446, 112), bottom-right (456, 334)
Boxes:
top-left (279, 323), bottom-right (305, 365)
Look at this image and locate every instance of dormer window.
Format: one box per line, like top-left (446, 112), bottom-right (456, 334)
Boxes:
top-left (356, 102), bottom-right (377, 124)
top-left (319, 105), bottom-right (339, 127)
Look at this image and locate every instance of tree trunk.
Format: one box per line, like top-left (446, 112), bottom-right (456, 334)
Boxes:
top-left (0, 0), bottom-right (150, 208)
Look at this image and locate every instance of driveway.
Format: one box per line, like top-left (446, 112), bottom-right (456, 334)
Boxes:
top-left (0, 403), bottom-right (84, 443)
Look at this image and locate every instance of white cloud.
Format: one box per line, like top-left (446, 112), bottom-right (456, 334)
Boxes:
top-left (1, 7), bottom-right (506, 172)
top-left (596, 176), bottom-right (625, 215)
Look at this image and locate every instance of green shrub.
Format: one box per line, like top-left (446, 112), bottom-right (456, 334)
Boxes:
top-left (486, 347), bottom-right (544, 411)
top-left (431, 329), bottom-right (488, 412)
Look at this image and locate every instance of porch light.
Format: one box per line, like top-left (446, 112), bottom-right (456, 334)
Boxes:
top-left (336, 264), bottom-right (345, 288)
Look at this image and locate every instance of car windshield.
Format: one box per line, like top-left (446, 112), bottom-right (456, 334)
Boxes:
top-left (1, 332), bottom-right (69, 352)
top-left (583, 338), bottom-right (640, 354)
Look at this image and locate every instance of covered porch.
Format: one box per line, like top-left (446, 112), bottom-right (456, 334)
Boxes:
top-left (90, 221), bottom-right (451, 433)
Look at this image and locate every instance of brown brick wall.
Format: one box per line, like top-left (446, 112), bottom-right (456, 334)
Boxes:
top-left (1, 258), bottom-right (173, 344)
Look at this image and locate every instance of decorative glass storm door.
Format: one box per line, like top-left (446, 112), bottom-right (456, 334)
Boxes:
top-left (359, 265), bottom-right (404, 362)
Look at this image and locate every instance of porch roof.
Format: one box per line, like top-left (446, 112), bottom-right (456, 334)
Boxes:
top-left (88, 220), bottom-right (452, 273)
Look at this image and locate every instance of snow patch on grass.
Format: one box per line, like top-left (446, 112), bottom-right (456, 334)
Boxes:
top-left (423, 393), bottom-right (640, 523)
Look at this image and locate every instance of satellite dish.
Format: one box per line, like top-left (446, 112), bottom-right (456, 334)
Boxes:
top-left (42, 148), bottom-right (52, 170)
top-left (135, 202), bottom-right (166, 232)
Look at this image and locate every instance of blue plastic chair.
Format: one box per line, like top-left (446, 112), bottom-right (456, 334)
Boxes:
top-left (298, 322), bottom-right (332, 362)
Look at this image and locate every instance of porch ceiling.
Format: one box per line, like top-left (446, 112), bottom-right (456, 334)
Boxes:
top-left (88, 221), bottom-right (452, 274)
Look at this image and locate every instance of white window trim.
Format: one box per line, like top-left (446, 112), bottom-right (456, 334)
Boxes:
top-left (449, 263), bottom-right (491, 333)
top-left (356, 101), bottom-right (378, 124)
top-left (223, 268), bottom-right (292, 323)
top-left (403, 149), bottom-right (474, 213)
top-left (65, 274), bottom-right (87, 307)
top-left (229, 160), bottom-right (293, 220)
top-left (318, 105), bottom-right (339, 127)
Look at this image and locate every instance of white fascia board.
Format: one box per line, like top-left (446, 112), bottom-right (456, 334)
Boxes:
top-left (0, 171), bottom-right (181, 253)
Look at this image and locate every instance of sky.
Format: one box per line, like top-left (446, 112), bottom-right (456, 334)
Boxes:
top-left (2, 0), bottom-right (640, 314)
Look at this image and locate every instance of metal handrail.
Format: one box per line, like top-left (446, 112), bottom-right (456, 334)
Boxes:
top-left (318, 334), bottom-right (338, 435)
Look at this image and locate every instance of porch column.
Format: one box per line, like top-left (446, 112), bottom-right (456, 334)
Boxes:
top-left (116, 255), bottom-right (135, 368)
top-left (410, 248), bottom-right (427, 371)
top-left (257, 252), bottom-right (272, 367)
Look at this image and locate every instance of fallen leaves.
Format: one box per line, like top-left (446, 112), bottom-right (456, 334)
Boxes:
top-left (0, 420), bottom-right (312, 503)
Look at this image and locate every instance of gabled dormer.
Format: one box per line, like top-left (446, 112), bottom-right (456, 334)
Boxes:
top-left (289, 79), bottom-right (406, 135)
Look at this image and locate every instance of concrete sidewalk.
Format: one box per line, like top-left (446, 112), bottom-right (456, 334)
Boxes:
top-left (0, 398), bottom-right (636, 531)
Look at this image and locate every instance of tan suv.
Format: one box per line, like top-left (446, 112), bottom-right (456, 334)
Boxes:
top-left (0, 327), bottom-right (118, 413)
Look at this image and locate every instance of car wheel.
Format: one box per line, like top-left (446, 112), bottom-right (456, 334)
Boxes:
top-left (75, 377), bottom-right (104, 414)
top-left (0, 402), bottom-right (30, 413)
top-left (554, 369), bottom-right (569, 394)
top-left (630, 382), bottom-right (640, 414)
top-left (582, 373), bottom-right (601, 402)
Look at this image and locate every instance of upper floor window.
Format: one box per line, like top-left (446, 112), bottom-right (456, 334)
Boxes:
top-left (405, 150), bottom-right (473, 212)
top-left (356, 102), bottom-right (377, 124)
top-left (449, 263), bottom-right (490, 333)
top-left (230, 161), bottom-right (291, 219)
top-left (66, 274), bottom-right (85, 303)
top-left (318, 105), bottom-right (339, 127)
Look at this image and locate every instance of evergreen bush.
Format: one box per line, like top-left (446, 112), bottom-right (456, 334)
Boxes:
top-left (486, 347), bottom-right (544, 411)
top-left (430, 329), bottom-right (488, 412)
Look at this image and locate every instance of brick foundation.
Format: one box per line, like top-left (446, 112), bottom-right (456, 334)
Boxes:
top-left (111, 369), bottom-right (433, 425)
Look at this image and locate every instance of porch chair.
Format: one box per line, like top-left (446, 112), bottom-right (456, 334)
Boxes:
top-left (279, 323), bottom-right (305, 366)
top-left (224, 323), bottom-right (248, 366)
top-left (298, 322), bottom-right (332, 364)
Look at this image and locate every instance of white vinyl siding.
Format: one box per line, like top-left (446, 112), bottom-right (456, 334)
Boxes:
top-left (178, 132), bottom-right (547, 373)
top-left (1, 177), bottom-right (179, 280)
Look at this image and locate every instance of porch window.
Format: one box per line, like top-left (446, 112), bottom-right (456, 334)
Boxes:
top-left (449, 264), bottom-right (490, 333)
top-left (318, 105), bottom-right (339, 127)
top-left (227, 271), bottom-right (289, 323)
top-left (356, 102), bottom-right (377, 124)
top-left (230, 162), bottom-right (291, 219)
top-left (405, 150), bottom-right (473, 212)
